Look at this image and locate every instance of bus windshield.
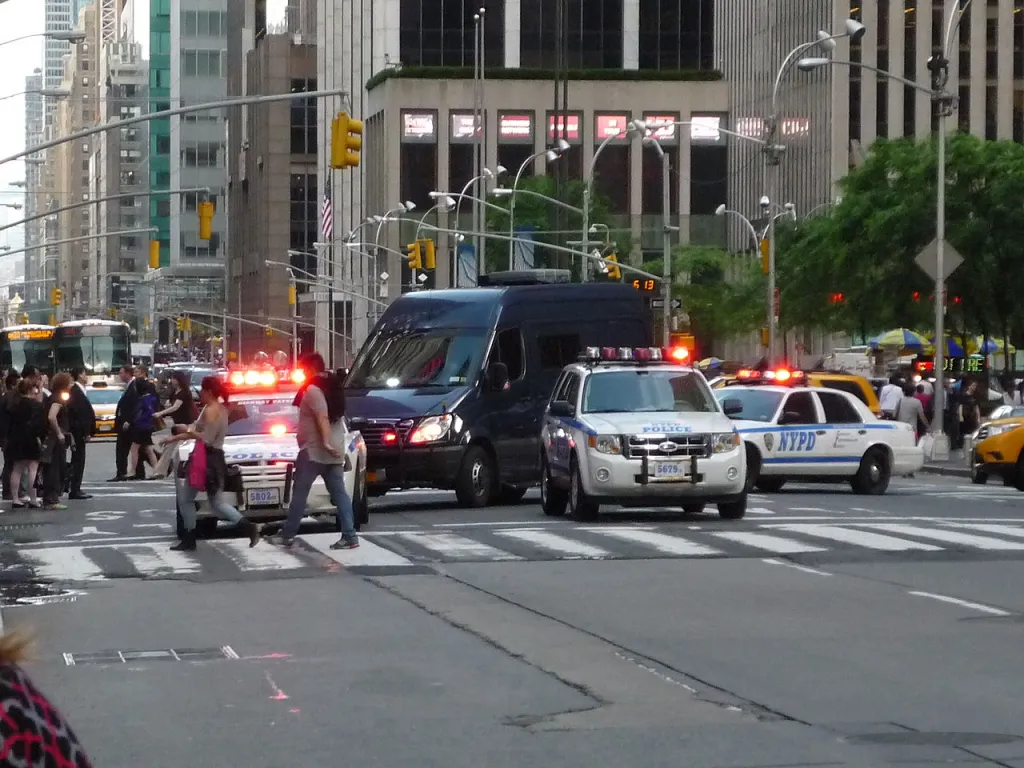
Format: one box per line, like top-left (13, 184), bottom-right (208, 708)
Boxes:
top-left (55, 324), bottom-right (131, 375)
top-left (346, 328), bottom-right (488, 389)
top-left (0, 328), bottom-right (56, 376)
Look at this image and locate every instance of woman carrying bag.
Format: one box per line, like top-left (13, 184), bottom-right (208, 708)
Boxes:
top-left (152, 371), bottom-right (198, 480)
top-left (162, 375), bottom-right (261, 551)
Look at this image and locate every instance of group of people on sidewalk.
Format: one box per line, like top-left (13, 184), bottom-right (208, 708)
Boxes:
top-left (0, 365), bottom-right (97, 509)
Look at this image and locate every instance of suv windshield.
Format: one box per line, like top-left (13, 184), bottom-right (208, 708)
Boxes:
top-left (581, 370), bottom-right (718, 414)
top-left (713, 388), bottom-right (784, 422)
top-left (346, 329), bottom-right (487, 389)
top-left (226, 398), bottom-right (299, 436)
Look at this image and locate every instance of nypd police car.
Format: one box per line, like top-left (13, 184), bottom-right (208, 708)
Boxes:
top-left (714, 368), bottom-right (924, 494)
top-left (539, 346), bottom-right (747, 521)
top-left (175, 368), bottom-right (368, 537)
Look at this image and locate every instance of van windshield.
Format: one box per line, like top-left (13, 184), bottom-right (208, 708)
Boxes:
top-left (346, 328), bottom-right (488, 389)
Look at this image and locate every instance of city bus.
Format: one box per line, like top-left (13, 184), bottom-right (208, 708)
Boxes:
top-left (54, 319), bottom-right (132, 384)
top-left (0, 324), bottom-right (56, 376)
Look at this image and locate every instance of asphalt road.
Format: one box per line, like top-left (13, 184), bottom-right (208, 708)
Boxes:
top-left (4, 440), bottom-right (1024, 767)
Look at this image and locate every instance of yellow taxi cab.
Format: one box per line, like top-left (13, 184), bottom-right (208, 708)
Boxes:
top-left (86, 383), bottom-right (123, 438)
top-left (969, 407), bottom-right (1024, 487)
top-left (712, 370), bottom-right (881, 416)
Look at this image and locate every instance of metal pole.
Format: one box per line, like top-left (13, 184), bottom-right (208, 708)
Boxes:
top-left (472, 14), bottom-right (482, 277)
top-left (236, 277), bottom-right (242, 362)
top-left (290, 275), bottom-right (299, 366)
top-left (765, 155), bottom-right (780, 363)
top-left (932, 108), bottom-right (948, 456)
top-left (0, 227), bottom-right (157, 260)
top-left (661, 149), bottom-right (671, 346)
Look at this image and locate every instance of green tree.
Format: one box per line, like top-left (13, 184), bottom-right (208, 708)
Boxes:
top-left (482, 175), bottom-right (614, 276)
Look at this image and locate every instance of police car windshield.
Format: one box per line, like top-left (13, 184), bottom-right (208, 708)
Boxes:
top-left (581, 370), bottom-right (717, 414)
top-left (345, 329), bottom-right (487, 389)
top-left (225, 398), bottom-right (299, 436)
top-left (713, 388), bottom-right (784, 422)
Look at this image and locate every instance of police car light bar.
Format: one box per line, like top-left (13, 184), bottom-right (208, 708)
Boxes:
top-left (581, 346), bottom-right (690, 363)
top-left (736, 368), bottom-right (806, 384)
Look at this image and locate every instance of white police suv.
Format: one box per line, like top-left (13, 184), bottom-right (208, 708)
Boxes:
top-left (714, 367), bottom-right (924, 495)
top-left (539, 346), bottom-right (747, 521)
top-left (175, 367), bottom-right (368, 538)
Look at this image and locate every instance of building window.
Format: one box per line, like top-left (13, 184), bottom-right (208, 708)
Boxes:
top-left (182, 142), bottom-right (221, 167)
top-left (182, 50), bottom-right (223, 77)
top-left (290, 78), bottom-right (317, 154)
top-left (638, 0), bottom-right (711, 70)
top-left (400, 0), bottom-right (504, 67)
top-left (289, 173), bottom-right (318, 284)
top-left (521, 0), bottom-right (622, 68)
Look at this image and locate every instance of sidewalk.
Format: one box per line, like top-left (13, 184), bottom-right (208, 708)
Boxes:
top-left (920, 460), bottom-right (970, 478)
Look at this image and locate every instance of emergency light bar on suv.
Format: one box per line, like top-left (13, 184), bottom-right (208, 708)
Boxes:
top-left (733, 368), bottom-right (806, 385)
top-left (580, 346), bottom-right (691, 363)
top-left (227, 368), bottom-right (306, 388)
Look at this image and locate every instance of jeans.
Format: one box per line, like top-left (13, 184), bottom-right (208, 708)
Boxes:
top-left (280, 449), bottom-right (357, 542)
top-left (176, 478), bottom-right (244, 532)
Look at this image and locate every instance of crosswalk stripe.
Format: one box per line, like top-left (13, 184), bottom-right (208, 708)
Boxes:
top-left (396, 532), bottom-right (523, 561)
top-left (709, 531), bottom-right (827, 554)
top-left (25, 547), bottom-right (105, 581)
top-left (118, 545), bottom-right (201, 575)
top-left (853, 523), bottom-right (1024, 551)
top-left (595, 529), bottom-right (722, 557)
top-left (211, 540), bottom-right (309, 570)
top-left (942, 523), bottom-right (1024, 539)
top-left (748, 507), bottom-right (776, 515)
top-left (493, 529), bottom-right (610, 559)
top-left (299, 533), bottom-right (414, 567)
top-left (774, 524), bottom-right (942, 551)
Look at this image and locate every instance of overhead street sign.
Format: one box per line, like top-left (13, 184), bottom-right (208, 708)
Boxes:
top-left (651, 299), bottom-right (681, 310)
top-left (915, 237), bottom-right (964, 281)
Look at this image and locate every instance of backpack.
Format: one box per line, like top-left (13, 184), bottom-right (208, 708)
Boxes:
top-left (134, 392), bottom-right (157, 430)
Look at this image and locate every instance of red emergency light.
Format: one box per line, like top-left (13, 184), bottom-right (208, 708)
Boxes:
top-left (736, 368), bottom-right (806, 385)
top-left (581, 346), bottom-right (690, 363)
top-left (228, 368), bottom-right (282, 388)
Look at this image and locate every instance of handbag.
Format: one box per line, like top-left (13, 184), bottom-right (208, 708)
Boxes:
top-left (187, 440), bottom-right (208, 491)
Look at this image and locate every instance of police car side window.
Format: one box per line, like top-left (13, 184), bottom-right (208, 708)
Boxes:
top-left (818, 391), bottom-right (862, 424)
top-left (781, 392), bottom-right (819, 424)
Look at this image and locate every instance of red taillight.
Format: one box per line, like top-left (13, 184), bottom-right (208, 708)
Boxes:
top-left (382, 431), bottom-right (398, 445)
top-left (269, 423), bottom-right (287, 437)
top-left (272, 460), bottom-right (289, 466)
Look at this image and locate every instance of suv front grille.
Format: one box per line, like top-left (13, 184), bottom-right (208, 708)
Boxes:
top-left (626, 434), bottom-right (711, 459)
top-left (352, 419), bottom-right (413, 448)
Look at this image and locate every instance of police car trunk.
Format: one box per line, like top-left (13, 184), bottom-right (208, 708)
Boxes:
top-left (176, 368), bottom-right (368, 534)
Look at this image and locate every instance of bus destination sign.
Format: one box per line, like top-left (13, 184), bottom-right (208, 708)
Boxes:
top-left (7, 329), bottom-right (54, 341)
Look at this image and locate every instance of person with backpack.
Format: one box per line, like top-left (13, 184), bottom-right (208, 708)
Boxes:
top-left (126, 377), bottom-right (160, 479)
top-left (267, 352), bottom-right (359, 551)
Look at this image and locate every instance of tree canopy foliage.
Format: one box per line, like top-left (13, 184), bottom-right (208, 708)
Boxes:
top-left (775, 134), bottom-right (1024, 349)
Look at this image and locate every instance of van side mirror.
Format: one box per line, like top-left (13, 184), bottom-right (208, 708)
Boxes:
top-left (549, 400), bottom-right (575, 418)
top-left (721, 398), bottom-right (743, 417)
top-left (487, 362), bottom-right (509, 392)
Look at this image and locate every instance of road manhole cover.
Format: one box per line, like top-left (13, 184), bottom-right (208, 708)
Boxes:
top-left (847, 732), bottom-right (1021, 747)
top-left (0, 582), bottom-right (80, 607)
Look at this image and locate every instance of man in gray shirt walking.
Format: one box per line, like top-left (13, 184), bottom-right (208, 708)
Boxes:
top-left (268, 352), bottom-right (359, 550)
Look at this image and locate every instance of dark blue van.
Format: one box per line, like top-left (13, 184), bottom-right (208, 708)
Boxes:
top-left (344, 271), bottom-right (653, 508)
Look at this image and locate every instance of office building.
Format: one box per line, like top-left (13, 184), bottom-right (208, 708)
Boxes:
top-left (144, 0), bottom-right (229, 345)
top-left (318, 0), bottom-right (725, 363)
top-left (43, 0), bottom-right (94, 133)
top-left (23, 70), bottom-right (45, 311)
top-left (92, 40), bottom-right (148, 320)
top-left (226, 0), bottom-right (318, 362)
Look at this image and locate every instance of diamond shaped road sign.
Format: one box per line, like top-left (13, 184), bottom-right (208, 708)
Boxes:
top-left (915, 237), bottom-right (964, 282)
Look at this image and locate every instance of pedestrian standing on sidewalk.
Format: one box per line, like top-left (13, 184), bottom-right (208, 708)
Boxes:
top-left (268, 352), bottom-right (359, 551)
top-left (7, 379), bottom-right (45, 509)
top-left (66, 367), bottom-right (96, 500)
top-left (163, 375), bottom-right (261, 551)
top-left (879, 374), bottom-right (903, 419)
top-left (1, 369), bottom-right (20, 501)
top-left (896, 383), bottom-right (930, 442)
top-left (40, 372), bottom-right (72, 511)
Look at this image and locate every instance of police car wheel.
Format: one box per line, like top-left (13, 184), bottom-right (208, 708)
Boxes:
top-left (568, 460), bottom-right (599, 521)
top-left (540, 459), bottom-right (568, 517)
top-left (851, 447), bottom-right (891, 495)
top-left (717, 496), bottom-right (746, 520)
top-left (755, 478), bottom-right (786, 493)
top-left (455, 445), bottom-right (496, 508)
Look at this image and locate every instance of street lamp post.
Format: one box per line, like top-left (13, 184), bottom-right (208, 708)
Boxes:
top-left (0, 30), bottom-right (86, 49)
top-left (505, 141), bottom-right (570, 270)
top-left (450, 166), bottom-right (504, 280)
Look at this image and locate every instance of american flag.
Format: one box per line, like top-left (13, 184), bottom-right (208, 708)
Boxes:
top-left (320, 174), bottom-right (333, 240)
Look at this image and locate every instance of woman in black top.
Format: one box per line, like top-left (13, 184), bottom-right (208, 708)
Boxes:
top-left (40, 372), bottom-right (72, 510)
top-left (154, 371), bottom-right (197, 429)
top-left (7, 379), bottom-right (46, 508)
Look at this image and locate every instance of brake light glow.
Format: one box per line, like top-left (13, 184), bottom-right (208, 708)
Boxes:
top-left (268, 423), bottom-right (287, 437)
top-left (272, 460), bottom-right (289, 466)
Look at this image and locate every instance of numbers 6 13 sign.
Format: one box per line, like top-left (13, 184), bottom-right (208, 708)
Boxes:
top-left (632, 279), bottom-right (658, 293)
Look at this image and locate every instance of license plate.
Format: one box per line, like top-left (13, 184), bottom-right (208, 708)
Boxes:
top-left (367, 470), bottom-right (385, 483)
top-left (246, 487), bottom-right (281, 507)
top-left (651, 460), bottom-right (688, 481)
top-left (98, 424), bottom-right (112, 432)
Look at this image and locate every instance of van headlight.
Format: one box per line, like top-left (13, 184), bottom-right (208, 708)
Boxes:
top-left (588, 435), bottom-right (621, 455)
top-left (712, 432), bottom-right (741, 453)
top-left (408, 414), bottom-right (453, 444)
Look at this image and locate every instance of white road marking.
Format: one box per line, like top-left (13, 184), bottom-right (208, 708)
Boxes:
top-left (855, 523), bottom-right (1024, 551)
top-left (67, 527), bottom-right (117, 538)
top-left (941, 523), bottom-right (1024, 539)
top-left (17, 535), bottom-right (169, 547)
top-left (773, 524), bottom-right (942, 551)
top-left (24, 547), bottom-right (105, 581)
top-left (212, 539), bottom-right (310, 570)
top-left (395, 532), bottom-right (522, 561)
top-left (299, 532), bottom-right (414, 567)
top-left (787, 507), bottom-right (832, 512)
top-left (594, 529), bottom-right (722, 557)
top-left (762, 558), bottom-right (831, 576)
top-left (711, 531), bottom-right (827, 554)
top-left (493, 529), bottom-right (610, 559)
top-left (437, 520), bottom-right (560, 528)
top-left (748, 507), bottom-right (776, 515)
top-left (118, 545), bottom-right (201, 575)
top-left (907, 591), bottom-right (1011, 617)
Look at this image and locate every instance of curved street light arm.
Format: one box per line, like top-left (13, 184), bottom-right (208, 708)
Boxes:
top-left (0, 227), bottom-right (157, 261)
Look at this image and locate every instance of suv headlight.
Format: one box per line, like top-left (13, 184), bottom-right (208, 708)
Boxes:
top-left (408, 414), bottom-right (453, 445)
top-left (588, 435), bottom-right (622, 455)
top-left (711, 432), bottom-right (741, 453)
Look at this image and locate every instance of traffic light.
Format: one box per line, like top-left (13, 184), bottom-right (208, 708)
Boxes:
top-left (420, 238), bottom-right (436, 270)
top-left (265, 326), bottom-right (273, 338)
top-left (912, 291), bottom-right (921, 302)
top-left (198, 200), bottom-right (215, 240)
top-left (829, 292), bottom-right (844, 304)
top-left (19, 313), bottom-right (28, 324)
top-left (603, 253), bottom-right (621, 281)
top-left (50, 287), bottom-right (63, 306)
top-left (759, 239), bottom-right (769, 274)
top-left (176, 317), bottom-right (185, 332)
top-left (761, 327), bottom-right (770, 347)
top-left (184, 316), bottom-right (192, 332)
top-left (330, 111), bottom-right (363, 169)
top-left (148, 240), bottom-right (160, 269)
top-left (287, 284), bottom-right (297, 306)
top-left (108, 307), bottom-right (118, 319)
top-left (406, 240), bottom-right (423, 270)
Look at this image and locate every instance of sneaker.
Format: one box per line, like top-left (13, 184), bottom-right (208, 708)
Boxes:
top-left (266, 534), bottom-right (294, 548)
top-left (329, 538), bottom-right (359, 550)
top-left (45, 503), bottom-right (68, 510)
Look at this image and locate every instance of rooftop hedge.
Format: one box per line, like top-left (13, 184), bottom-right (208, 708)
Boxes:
top-left (366, 66), bottom-right (724, 91)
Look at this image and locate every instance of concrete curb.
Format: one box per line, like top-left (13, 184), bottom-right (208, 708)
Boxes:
top-left (920, 463), bottom-right (971, 478)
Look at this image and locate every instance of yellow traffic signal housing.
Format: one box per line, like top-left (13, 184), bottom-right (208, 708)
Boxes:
top-left (759, 238), bottom-right (769, 274)
top-left (330, 111), bottom-right (364, 169)
top-left (406, 241), bottom-right (423, 270)
top-left (176, 317), bottom-right (184, 331)
top-left (108, 308), bottom-right (117, 319)
top-left (148, 240), bottom-right (160, 269)
top-left (50, 287), bottom-right (63, 306)
top-left (604, 253), bottom-right (621, 281)
top-left (19, 313), bottom-right (28, 324)
top-left (420, 238), bottom-right (436, 270)
top-left (184, 316), bottom-right (192, 332)
top-left (761, 327), bottom-right (770, 347)
top-left (287, 284), bottom-right (297, 306)
top-left (265, 326), bottom-right (273, 338)
top-left (198, 200), bottom-right (215, 240)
